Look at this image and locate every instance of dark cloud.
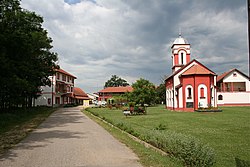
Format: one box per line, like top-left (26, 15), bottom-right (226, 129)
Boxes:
top-left (21, 0), bottom-right (248, 93)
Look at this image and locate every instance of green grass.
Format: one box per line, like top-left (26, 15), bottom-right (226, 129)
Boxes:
top-left (85, 105), bottom-right (250, 167)
top-left (0, 107), bottom-right (56, 153)
top-left (84, 110), bottom-right (183, 167)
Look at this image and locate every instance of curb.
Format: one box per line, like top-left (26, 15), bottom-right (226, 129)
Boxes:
top-left (87, 111), bottom-right (168, 157)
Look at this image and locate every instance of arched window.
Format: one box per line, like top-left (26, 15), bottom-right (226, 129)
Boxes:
top-left (181, 53), bottom-right (184, 64)
top-left (178, 51), bottom-right (186, 65)
top-left (218, 95), bottom-right (223, 100)
top-left (200, 87), bottom-right (205, 98)
top-left (187, 87), bottom-right (192, 99)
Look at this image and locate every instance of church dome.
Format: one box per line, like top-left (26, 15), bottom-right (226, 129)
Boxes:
top-left (173, 34), bottom-right (189, 45)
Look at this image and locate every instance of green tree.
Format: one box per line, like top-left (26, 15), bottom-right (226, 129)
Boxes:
top-left (104, 75), bottom-right (129, 88)
top-left (156, 83), bottom-right (166, 104)
top-left (0, 0), bottom-right (58, 109)
top-left (128, 78), bottom-right (156, 106)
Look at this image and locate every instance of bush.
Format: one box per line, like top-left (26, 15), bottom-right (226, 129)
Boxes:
top-left (235, 157), bottom-right (250, 167)
top-left (142, 130), bottom-right (216, 167)
top-left (154, 123), bottom-right (167, 130)
top-left (85, 108), bottom-right (215, 167)
top-left (63, 103), bottom-right (77, 108)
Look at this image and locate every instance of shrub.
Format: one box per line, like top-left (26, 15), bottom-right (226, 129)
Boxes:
top-left (142, 130), bottom-right (216, 167)
top-left (154, 123), bottom-right (167, 130)
top-left (235, 157), bottom-right (250, 167)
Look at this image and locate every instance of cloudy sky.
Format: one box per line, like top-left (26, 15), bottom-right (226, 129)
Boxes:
top-left (21, 0), bottom-right (248, 93)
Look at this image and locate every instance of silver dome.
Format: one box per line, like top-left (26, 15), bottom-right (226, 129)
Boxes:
top-left (173, 34), bottom-right (189, 45)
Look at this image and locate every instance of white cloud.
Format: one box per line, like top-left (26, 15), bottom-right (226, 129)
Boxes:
top-left (21, 0), bottom-right (248, 93)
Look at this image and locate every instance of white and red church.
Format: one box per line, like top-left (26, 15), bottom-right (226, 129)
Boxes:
top-left (165, 34), bottom-right (218, 111)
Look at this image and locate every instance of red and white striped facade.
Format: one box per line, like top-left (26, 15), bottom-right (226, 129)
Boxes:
top-left (165, 35), bottom-right (217, 111)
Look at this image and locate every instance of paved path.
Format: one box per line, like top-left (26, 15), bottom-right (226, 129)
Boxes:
top-left (0, 107), bottom-right (142, 167)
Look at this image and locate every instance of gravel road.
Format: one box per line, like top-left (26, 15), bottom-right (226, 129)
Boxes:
top-left (0, 107), bottom-right (142, 167)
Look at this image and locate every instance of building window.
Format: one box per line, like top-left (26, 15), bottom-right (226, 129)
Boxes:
top-left (186, 102), bottom-right (194, 108)
top-left (56, 97), bottom-right (60, 104)
top-left (200, 87), bottom-right (205, 99)
top-left (233, 82), bottom-right (246, 92)
top-left (181, 53), bottom-right (184, 65)
top-left (48, 98), bottom-right (51, 105)
top-left (218, 95), bottom-right (223, 100)
top-left (57, 73), bottom-right (60, 80)
top-left (187, 87), bottom-right (192, 99)
top-left (67, 76), bottom-right (69, 82)
top-left (224, 82), bottom-right (246, 92)
top-left (233, 73), bottom-right (237, 77)
top-left (62, 74), bottom-right (66, 81)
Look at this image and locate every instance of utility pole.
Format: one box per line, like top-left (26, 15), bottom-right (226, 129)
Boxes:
top-left (248, 0), bottom-right (250, 77)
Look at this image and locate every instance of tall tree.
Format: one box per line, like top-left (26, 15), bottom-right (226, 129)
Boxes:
top-left (0, 0), bottom-right (58, 109)
top-left (128, 78), bottom-right (156, 106)
top-left (104, 75), bottom-right (129, 88)
top-left (155, 83), bottom-right (166, 104)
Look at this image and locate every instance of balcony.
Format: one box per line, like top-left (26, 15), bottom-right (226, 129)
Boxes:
top-left (55, 82), bottom-right (73, 95)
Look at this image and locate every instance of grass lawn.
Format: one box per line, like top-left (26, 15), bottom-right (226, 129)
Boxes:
top-left (84, 110), bottom-right (183, 167)
top-left (0, 107), bottom-right (56, 154)
top-left (85, 105), bottom-right (250, 167)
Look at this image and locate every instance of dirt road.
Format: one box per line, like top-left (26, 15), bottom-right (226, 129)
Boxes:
top-left (0, 107), bottom-right (142, 167)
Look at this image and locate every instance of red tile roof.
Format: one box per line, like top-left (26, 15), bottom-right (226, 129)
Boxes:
top-left (99, 86), bottom-right (133, 93)
top-left (182, 64), bottom-right (216, 75)
top-left (73, 87), bottom-right (89, 97)
top-left (165, 59), bottom-right (216, 81)
top-left (56, 68), bottom-right (77, 79)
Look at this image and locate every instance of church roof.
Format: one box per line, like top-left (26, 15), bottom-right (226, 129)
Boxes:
top-left (182, 64), bottom-right (216, 75)
top-left (165, 59), bottom-right (216, 81)
top-left (172, 34), bottom-right (189, 45)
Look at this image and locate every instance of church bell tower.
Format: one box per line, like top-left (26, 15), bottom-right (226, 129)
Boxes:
top-left (171, 33), bottom-right (191, 73)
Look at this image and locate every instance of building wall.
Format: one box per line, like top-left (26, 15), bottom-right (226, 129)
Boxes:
top-left (181, 75), bottom-right (216, 110)
top-left (217, 71), bottom-right (250, 106)
top-left (35, 93), bottom-right (53, 106)
top-left (217, 92), bottom-right (250, 106)
top-left (34, 71), bottom-right (75, 107)
top-left (165, 78), bottom-right (173, 109)
top-left (222, 71), bottom-right (250, 91)
top-left (166, 61), bottom-right (218, 111)
top-left (83, 100), bottom-right (90, 107)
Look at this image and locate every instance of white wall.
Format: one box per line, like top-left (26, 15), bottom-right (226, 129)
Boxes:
top-left (166, 88), bottom-right (173, 108)
top-left (179, 88), bottom-right (183, 108)
top-left (34, 93), bottom-right (52, 106)
top-left (198, 84), bottom-right (207, 108)
top-left (223, 71), bottom-right (250, 91)
top-left (217, 92), bottom-right (250, 105)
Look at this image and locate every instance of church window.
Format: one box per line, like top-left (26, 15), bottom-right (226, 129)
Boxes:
top-left (218, 95), bottom-right (223, 100)
top-left (200, 87), bottom-right (205, 98)
top-left (187, 87), bottom-right (192, 99)
top-left (233, 72), bottom-right (237, 77)
top-left (181, 53), bottom-right (184, 65)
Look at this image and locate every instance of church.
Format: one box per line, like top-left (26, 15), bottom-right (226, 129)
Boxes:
top-left (165, 34), bottom-right (218, 111)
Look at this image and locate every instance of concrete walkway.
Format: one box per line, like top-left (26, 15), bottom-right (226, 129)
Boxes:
top-left (0, 107), bottom-right (142, 167)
